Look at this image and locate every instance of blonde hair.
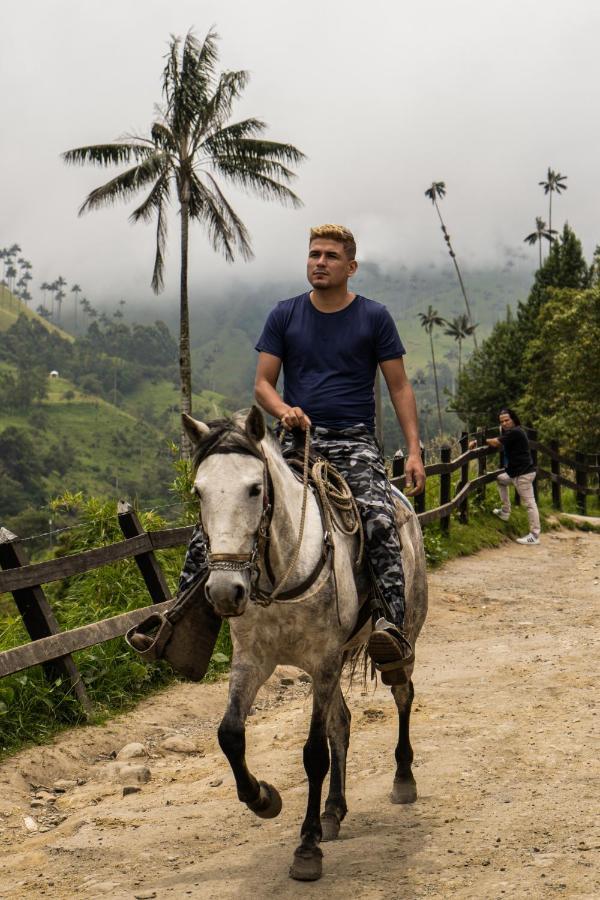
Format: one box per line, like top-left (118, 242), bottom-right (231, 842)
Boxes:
top-left (309, 224), bottom-right (356, 260)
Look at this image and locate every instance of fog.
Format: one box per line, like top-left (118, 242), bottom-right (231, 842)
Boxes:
top-left (2, 0), bottom-right (599, 310)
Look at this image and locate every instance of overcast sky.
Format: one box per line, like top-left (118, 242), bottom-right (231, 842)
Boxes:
top-left (2, 0), bottom-right (599, 307)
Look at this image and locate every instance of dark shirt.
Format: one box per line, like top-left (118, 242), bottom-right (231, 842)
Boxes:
top-left (498, 426), bottom-right (535, 477)
top-left (255, 293), bottom-right (405, 431)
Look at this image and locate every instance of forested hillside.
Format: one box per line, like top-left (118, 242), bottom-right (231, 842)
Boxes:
top-left (0, 292), bottom-right (228, 537)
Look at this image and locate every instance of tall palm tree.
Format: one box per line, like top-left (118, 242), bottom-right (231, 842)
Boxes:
top-left (71, 283), bottom-right (82, 332)
top-left (538, 168), bottom-right (567, 239)
top-left (418, 304), bottom-right (445, 434)
top-left (443, 313), bottom-right (478, 382)
top-left (54, 289), bottom-right (66, 323)
top-left (524, 217), bottom-right (555, 269)
top-left (6, 265), bottom-right (17, 294)
top-left (63, 28), bottom-right (305, 456)
top-left (40, 281), bottom-right (51, 312)
top-left (424, 181), bottom-right (478, 349)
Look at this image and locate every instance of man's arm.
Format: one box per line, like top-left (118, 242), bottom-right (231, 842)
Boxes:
top-left (379, 357), bottom-right (425, 494)
top-left (469, 437), bottom-right (502, 449)
top-left (254, 352), bottom-right (312, 431)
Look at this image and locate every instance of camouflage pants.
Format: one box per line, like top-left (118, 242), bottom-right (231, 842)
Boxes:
top-left (179, 424), bottom-right (405, 628)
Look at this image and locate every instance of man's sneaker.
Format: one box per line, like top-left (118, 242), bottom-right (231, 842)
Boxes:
top-left (516, 533), bottom-right (540, 545)
top-left (493, 508), bottom-right (510, 521)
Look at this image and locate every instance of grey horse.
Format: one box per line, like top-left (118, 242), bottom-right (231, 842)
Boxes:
top-left (182, 407), bottom-right (428, 882)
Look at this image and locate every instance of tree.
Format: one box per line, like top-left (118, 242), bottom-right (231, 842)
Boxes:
top-left (424, 181), bottom-right (477, 348)
top-left (454, 224), bottom-right (591, 427)
top-left (523, 217), bottom-right (556, 268)
top-left (418, 304), bottom-right (445, 433)
top-left (443, 313), bottom-right (477, 382)
top-left (520, 286), bottom-right (600, 452)
top-left (54, 289), bottom-right (66, 323)
top-left (539, 168), bottom-right (567, 239)
top-left (71, 284), bottom-right (82, 332)
top-left (63, 28), bottom-right (305, 456)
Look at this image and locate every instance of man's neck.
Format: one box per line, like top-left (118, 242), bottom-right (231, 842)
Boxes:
top-left (309, 287), bottom-right (356, 313)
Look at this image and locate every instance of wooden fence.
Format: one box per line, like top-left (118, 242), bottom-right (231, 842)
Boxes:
top-left (1, 435), bottom-right (598, 712)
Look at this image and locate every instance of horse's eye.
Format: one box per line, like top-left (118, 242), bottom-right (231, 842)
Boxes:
top-left (249, 483), bottom-right (262, 497)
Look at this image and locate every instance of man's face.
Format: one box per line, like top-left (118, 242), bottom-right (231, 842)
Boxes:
top-left (499, 413), bottom-right (515, 430)
top-left (307, 238), bottom-right (357, 290)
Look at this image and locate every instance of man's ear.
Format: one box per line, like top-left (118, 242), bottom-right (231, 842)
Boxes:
top-left (245, 405), bottom-right (266, 443)
top-left (348, 258), bottom-right (358, 277)
top-left (182, 414), bottom-right (210, 445)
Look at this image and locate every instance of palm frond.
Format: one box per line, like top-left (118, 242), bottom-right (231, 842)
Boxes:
top-left (190, 71), bottom-right (252, 150)
top-left (187, 175), bottom-right (237, 262)
top-left (209, 157), bottom-right (303, 207)
top-left (164, 29), bottom-right (219, 140)
top-left (78, 153), bottom-right (169, 215)
top-left (62, 142), bottom-right (152, 167)
top-left (201, 173), bottom-right (253, 260)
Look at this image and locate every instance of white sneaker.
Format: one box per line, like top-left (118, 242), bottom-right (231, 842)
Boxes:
top-left (516, 533), bottom-right (540, 545)
top-left (493, 508), bottom-right (510, 521)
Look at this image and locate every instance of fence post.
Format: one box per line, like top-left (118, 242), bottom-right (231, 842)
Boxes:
top-left (117, 501), bottom-right (172, 604)
top-left (529, 428), bottom-right (539, 502)
top-left (477, 427), bottom-right (487, 500)
top-left (0, 527), bottom-right (91, 714)
top-left (458, 432), bottom-right (469, 524)
top-left (575, 453), bottom-right (587, 516)
top-left (414, 443), bottom-right (426, 515)
top-left (392, 449), bottom-right (404, 481)
top-left (440, 445), bottom-right (451, 534)
top-left (550, 439), bottom-right (562, 511)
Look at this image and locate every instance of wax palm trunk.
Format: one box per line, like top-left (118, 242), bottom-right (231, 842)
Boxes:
top-left (429, 333), bottom-right (443, 433)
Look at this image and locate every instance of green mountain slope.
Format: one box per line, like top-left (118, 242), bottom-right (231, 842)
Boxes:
top-left (0, 285), bottom-right (73, 340)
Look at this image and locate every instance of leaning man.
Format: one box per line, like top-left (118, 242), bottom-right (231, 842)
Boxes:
top-left (253, 224), bottom-right (425, 675)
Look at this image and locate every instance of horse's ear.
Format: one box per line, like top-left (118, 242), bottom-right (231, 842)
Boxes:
top-left (245, 405), bottom-right (266, 443)
top-left (182, 413), bottom-right (210, 445)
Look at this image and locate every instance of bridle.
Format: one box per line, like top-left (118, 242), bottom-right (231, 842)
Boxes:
top-left (197, 429), bottom-right (331, 607)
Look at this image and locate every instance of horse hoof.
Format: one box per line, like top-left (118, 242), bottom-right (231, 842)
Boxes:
top-left (246, 781), bottom-right (282, 819)
top-left (390, 778), bottom-right (417, 804)
top-left (289, 846), bottom-right (323, 881)
top-left (321, 812), bottom-right (340, 841)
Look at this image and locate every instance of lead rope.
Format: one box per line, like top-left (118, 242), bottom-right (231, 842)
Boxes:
top-left (269, 427), bottom-right (311, 599)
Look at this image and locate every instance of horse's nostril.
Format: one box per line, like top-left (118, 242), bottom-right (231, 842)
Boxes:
top-left (234, 584), bottom-right (245, 602)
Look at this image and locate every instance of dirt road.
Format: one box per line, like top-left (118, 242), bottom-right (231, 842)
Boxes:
top-left (0, 528), bottom-right (598, 899)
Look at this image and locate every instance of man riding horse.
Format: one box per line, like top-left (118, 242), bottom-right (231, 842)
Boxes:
top-left (180, 223), bottom-right (425, 678)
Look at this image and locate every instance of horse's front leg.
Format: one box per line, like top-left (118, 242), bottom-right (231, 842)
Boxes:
top-left (390, 677), bottom-right (418, 804)
top-left (289, 661), bottom-right (341, 882)
top-left (217, 660), bottom-right (281, 818)
top-left (321, 685), bottom-right (351, 841)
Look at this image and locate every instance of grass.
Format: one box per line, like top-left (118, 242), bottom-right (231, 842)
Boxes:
top-left (0, 497), bottom-right (232, 758)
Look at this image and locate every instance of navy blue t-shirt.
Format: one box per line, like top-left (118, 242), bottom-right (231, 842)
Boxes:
top-left (255, 293), bottom-right (405, 431)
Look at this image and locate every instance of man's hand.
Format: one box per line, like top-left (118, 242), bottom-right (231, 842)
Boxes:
top-left (404, 452), bottom-right (426, 496)
top-left (281, 406), bottom-right (312, 432)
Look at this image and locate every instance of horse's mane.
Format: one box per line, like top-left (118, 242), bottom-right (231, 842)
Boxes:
top-left (191, 415), bottom-right (282, 469)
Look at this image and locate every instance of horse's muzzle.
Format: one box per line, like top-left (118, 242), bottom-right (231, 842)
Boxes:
top-left (205, 572), bottom-right (250, 618)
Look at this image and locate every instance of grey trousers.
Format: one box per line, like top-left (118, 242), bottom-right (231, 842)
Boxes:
top-left (497, 471), bottom-right (541, 537)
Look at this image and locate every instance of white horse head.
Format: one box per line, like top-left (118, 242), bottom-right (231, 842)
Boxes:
top-left (182, 406), bottom-right (269, 617)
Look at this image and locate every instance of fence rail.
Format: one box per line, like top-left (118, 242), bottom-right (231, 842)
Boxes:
top-left (1, 435), bottom-right (598, 710)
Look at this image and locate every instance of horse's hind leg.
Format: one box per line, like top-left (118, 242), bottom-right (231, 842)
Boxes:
top-left (390, 677), bottom-right (417, 804)
top-left (217, 660), bottom-right (281, 818)
top-left (289, 663), bottom-right (340, 882)
top-left (321, 686), bottom-right (351, 841)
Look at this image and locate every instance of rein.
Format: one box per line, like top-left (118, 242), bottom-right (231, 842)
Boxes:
top-left (200, 425), bottom-right (362, 610)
